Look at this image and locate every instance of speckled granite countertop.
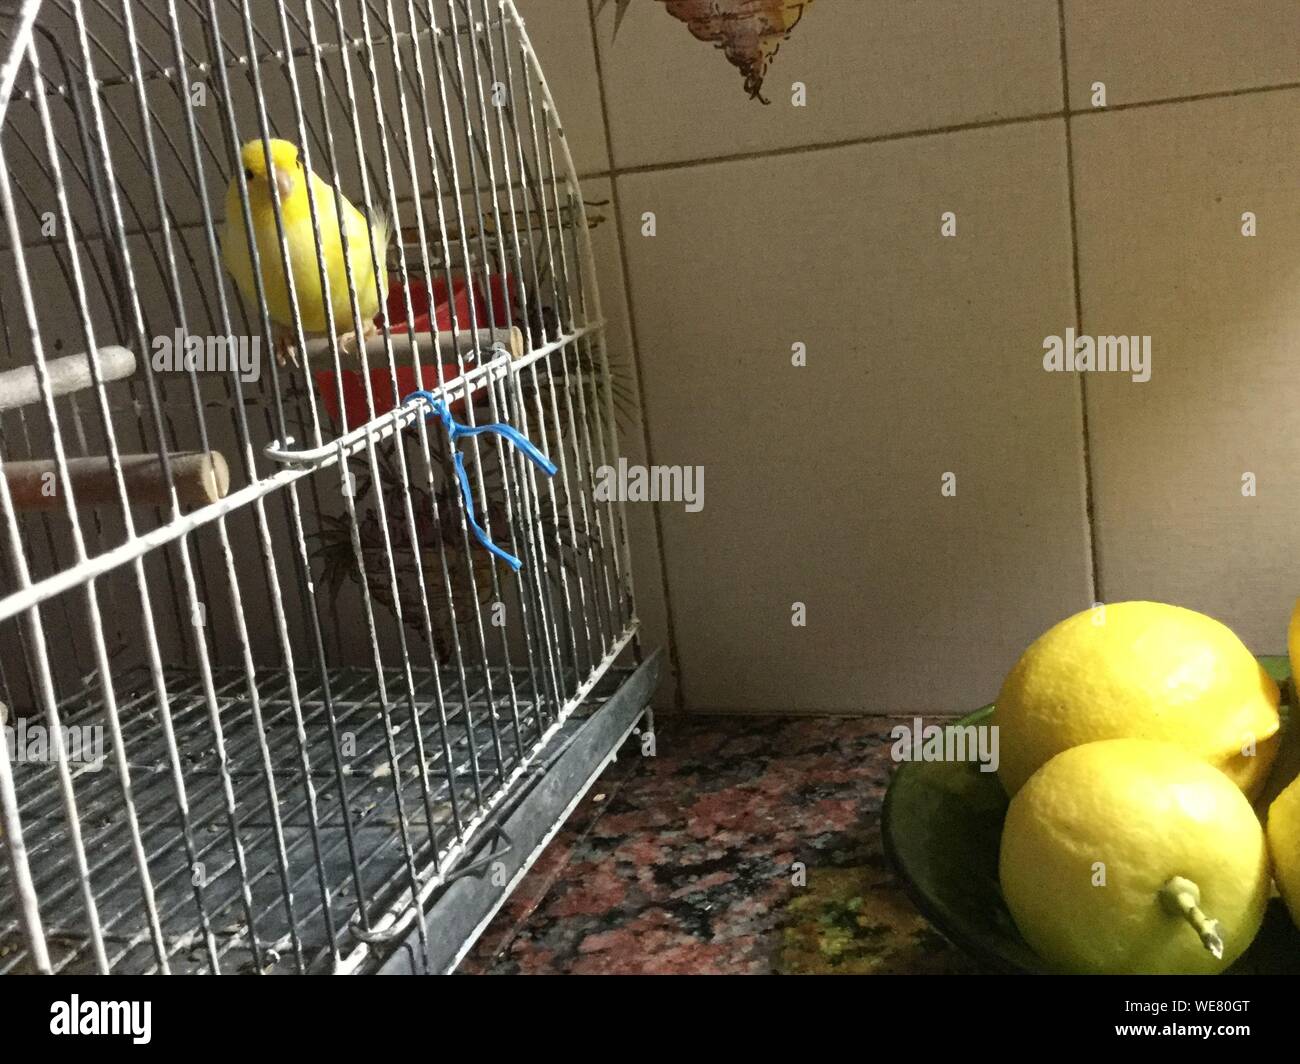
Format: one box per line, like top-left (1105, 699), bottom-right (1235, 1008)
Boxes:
top-left (462, 714), bottom-right (988, 974)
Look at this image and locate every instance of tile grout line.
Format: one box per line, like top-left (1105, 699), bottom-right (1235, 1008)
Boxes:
top-left (43, 81), bottom-right (1300, 254)
top-left (1057, 0), bottom-right (1103, 606)
top-left (614, 109), bottom-right (1063, 177)
top-left (597, 77), bottom-right (1300, 180)
top-left (1089, 76), bottom-right (1300, 115)
top-left (585, 0), bottom-right (687, 713)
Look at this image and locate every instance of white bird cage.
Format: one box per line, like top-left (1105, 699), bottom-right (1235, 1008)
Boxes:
top-left (0, 0), bottom-right (655, 974)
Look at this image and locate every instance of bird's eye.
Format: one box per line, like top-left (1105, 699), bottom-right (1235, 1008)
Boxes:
top-left (243, 167), bottom-right (254, 181)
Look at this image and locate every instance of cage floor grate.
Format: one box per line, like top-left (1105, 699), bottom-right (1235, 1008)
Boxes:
top-left (0, 662), bottom-right (605, 974)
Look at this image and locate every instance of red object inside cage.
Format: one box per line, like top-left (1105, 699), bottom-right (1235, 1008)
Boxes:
top-left (315, 272), bottom-right (518, 431)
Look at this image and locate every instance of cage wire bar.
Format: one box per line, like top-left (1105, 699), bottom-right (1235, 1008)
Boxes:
top-left (0, 0), bottom-right (643, 974)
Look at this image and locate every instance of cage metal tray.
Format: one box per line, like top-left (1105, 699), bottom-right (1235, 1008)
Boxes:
top-left (0, 652), bottom-right (655, 974)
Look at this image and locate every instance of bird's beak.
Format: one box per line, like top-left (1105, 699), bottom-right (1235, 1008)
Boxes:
top-left (273, 166), bottom-right (295, 204)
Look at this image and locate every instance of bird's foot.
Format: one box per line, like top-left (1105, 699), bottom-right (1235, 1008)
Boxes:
top-left (338, 323), bottom-right (378, 359)
top-left (273, 331), bottom-right (300, 368)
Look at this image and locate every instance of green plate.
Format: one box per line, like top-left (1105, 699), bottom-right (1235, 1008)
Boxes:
top-left (881, 654), bottom-right (1300, 974)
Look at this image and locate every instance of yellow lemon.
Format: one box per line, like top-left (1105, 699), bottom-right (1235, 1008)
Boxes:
top-left (1269, 601), bottom-right (1300, 928)
top-left (996, 601), bottom-right (1280, 797)
top-left (999, 738), bottom-right (1271, 974)
top-left (1269, 776), bottom-right (1300, 930)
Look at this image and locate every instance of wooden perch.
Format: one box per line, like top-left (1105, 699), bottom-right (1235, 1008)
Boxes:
top-left (0, 346), bottom-right (136, 412)
top-left (3, 451), bottom-right (230, 511)
top-left (302, 326), bottom-right (524, 365)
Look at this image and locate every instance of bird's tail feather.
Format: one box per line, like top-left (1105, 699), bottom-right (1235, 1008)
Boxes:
top-left (369, 208), bottom-right (392, 298)
top-left (368, 208), bottom-right (392, 262)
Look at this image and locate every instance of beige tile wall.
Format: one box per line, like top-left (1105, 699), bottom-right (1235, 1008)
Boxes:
top-left (519, 0), bottom-right (1300, 713)
top-left (593, 0), bottom-right (1064, 169)
top-left (1072, 88), bottom-right (1300, 652)
top-left (1063, 1), bottom-right (1300, 106)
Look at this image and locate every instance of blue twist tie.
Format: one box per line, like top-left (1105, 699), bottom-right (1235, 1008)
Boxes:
top-left (405, 389), bottom-right (557, 572)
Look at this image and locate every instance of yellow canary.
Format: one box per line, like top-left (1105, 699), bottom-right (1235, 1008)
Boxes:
top-left (222, 138), bottom-right (390, 359)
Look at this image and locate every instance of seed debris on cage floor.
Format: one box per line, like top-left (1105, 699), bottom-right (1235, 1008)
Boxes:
top-left (0, 661), bottom-right (637, 974)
